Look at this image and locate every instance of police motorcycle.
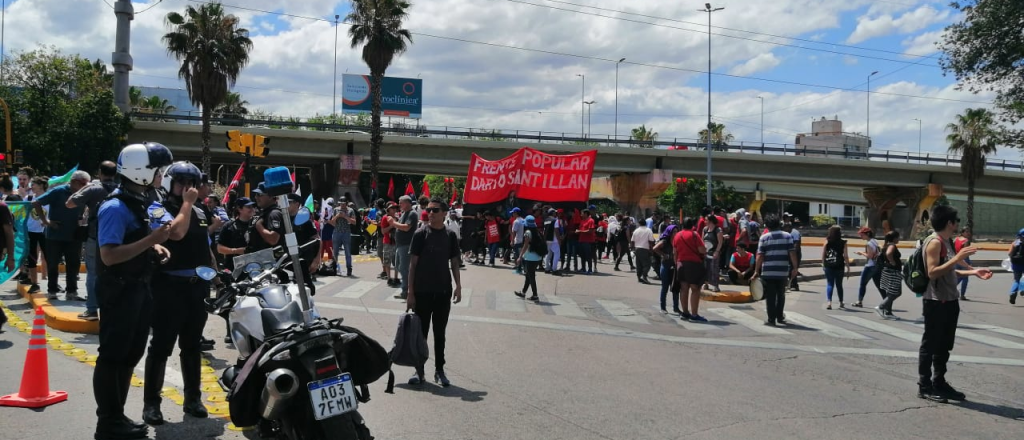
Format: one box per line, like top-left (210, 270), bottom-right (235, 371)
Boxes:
top-left (196, 168), bottom-right (388, 440)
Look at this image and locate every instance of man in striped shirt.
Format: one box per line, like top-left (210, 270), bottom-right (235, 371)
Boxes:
top-left (752, 215), bottom-right (798, 326)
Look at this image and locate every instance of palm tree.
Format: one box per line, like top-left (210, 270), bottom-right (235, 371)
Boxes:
top-left (163, 3), bottom-right (253, 174)
top-left (347, 0), bottom-right (413, 188)
top-left (214, 91), bottom-right (249, 120)
top-left (698, 122), bottom-right (734, 151)
top-left (129, 86), bottom-right (144, 111)
top-left (631, 124), bottom-right (658, 148)
top-left (139, 95), bottom-right (177, 120)
top-left (946, 108), bottom-right (1000, 234)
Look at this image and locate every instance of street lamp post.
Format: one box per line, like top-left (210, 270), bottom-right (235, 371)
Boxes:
top-left (576, 73), bottom-right (585, 138)
top-left (867, 70), bottom-right (878, 139)
top-left (913, 118), bottom-right (922, 158)
top-left (333, 14), bottom-right (340, 120)
top-left (700, 3), bottom-right (724, 206)
top-left (757, 95), bottom-right (764, 146)
top-left (615, 57), bottom-right (625, 140)
top-left (584, 100), bottom-right (596, 138)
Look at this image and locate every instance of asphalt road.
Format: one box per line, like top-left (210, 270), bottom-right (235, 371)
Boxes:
top-left (2, 254), bottom-right (1022, 440)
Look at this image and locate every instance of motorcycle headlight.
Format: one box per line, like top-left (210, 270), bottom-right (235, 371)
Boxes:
top-left (244, 262), bottom-right (262, 274)
top-left (248, 269), bottom-right (262, 279)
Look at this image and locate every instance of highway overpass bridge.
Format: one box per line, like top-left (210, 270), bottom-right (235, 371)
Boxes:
top-left (131, 121), bottom-right (1024, 234)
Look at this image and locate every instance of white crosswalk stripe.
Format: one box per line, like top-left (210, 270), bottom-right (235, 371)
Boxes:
top-left (386, 289), bottom-right (406, 303)
top-left (708, 307), bottom-right (791, 335)
top-left (649, 306), bottom-right (722, 331)
top-left (596, 300), bottom-right (649, 324)
top-left (830, 315), bottom-right (919, 342)
top-left (494, 292), bottom-right (527, 313)
top-left (453, 288), bottom-right (472, 308)
top-left (905, 322), bottom-right (1024, 350)
top-left (958, 323), bottom-right (1024, 340)
top-left (782, 312), bottom-right (871, 340)
top-left (544, 296), bottom-right (587, 318)
top-left (333, 281), bottom-right (380, 299)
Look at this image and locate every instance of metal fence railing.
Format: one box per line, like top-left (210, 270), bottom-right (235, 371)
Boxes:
top-left (134, 112), bottom-right (1024, 173)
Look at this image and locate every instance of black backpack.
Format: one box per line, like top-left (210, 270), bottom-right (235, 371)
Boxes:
top-left (528, 229), bottom-right (548, 256)
top-left (1011, 241), bottom-right (1024, 266)
top-left (386, 313), bottom-right (429, 393)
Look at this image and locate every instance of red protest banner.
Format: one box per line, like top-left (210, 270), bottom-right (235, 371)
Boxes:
top-left (464, 147), bottom-right (595, 204)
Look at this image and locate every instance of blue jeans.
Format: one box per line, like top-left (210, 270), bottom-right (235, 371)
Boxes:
top-left (396, 244), bottom-right (411, 295)
top-left (488, 243), bottom-right (499, 265)
top-left (858, 265), bottom-right (882, 302)
top-left (823, 266), bottom-right (844, 303)
top-left (85, 238), bottom-right (99, 314)
top-left (332, 231), bottom-right (353, 273)
top-left (1011, 267), bottom-right (1023, 296)
top-left (659, 265), bottom-right (678, 311)
top-left (956, 258), bottom-right (971, 297)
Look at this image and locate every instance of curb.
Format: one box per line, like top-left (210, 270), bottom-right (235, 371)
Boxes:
top-left (801, 237), bottom-right (1009, 252)
top-left (17, 282), bottom-right (99, 335)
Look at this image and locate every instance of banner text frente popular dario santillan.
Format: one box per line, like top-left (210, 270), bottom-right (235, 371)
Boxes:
top-left (464, 147), bottom-right (597, 204)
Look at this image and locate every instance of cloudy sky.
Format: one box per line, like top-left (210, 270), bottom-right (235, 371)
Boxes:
top-left (4, 0), bottom-right (1021, 160)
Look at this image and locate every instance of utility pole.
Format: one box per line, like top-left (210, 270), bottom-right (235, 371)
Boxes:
top-left (700, 3), bottom-right (724, 206)
top-left (112, 0), bottom-right (134, 114)
top-left (757, 95), bottom-right (764, 146)
top-left (333, 14), bottom-right (340, 119)
top-left (913, 118), bottom-right (922, 158)
top-left (584, 100), bottom-right (596, 138)
top-left (576, 74), bottom-right (585, 138)
top-left (867, 70), bottom-right (878, 139)
top-left (615, 58), bottom-right (625, 140)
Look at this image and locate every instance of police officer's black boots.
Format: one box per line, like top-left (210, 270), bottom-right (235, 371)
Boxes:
top-left (181, 353), bottom-right (209, 418)
top-left (117, 366), bottom-right (147, 430)
top-left (94, 361), bottom-right (148, 440)
top-left (142, 357), bottom-right (166, 425)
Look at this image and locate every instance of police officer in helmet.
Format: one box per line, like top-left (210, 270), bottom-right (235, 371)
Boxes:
top-left (93, 142), bottom-right (173, 440)
top-left (141, 161), bottom-right (213, 424)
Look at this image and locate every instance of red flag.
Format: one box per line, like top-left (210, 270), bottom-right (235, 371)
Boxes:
top-left (405, 181), bottom-right (415, 196)
top-left (221, 159), bottom-right (247, 205)
top-left (421, 180), bottom-right (430, 198)
top-left (371, 179), bottom-right (377, 189)
top-left (387, 177), bottom-right (395, 200)
top-left (450, 188), bottom-right (458, 205)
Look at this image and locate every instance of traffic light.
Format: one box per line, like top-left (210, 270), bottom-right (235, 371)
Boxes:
top-left (226, 130), bottom-right (243, 153)
top-left (252, 135), bottom-right (270, 158)
top-left (14, 149), bottom-right (23, 165)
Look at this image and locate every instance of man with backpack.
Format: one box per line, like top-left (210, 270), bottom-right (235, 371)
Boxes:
top-left (1008, 228), bottom-right (1024, 304)
top-left (406, 197), bottom-right (462, 387)
top-left (916, 205), bottom-right (992, 403)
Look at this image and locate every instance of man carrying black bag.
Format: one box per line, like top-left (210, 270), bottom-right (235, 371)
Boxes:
top-left (406, 197), bottom-right (462, 387)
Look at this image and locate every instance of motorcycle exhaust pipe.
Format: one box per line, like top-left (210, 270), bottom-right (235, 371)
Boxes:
top-left (260, 368), bottom-right (299, 420)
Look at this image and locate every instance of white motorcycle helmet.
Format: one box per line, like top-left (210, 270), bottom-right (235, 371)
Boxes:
top-left (117, 142), bottom-right (174, 187)
top-left (161, 161), bottom-right (202, 194)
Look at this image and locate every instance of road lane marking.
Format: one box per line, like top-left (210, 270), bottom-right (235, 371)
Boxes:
top-left (543, 296), bottom-right (587, 318)
top-left (830, 315), bottom-right (919, 342)
top-left (783, 312), bottom-right (871, 340)
top-left (333, 281), bottom-right (380, 299)
top-left (958, 323), bottom-right (1024, 340)
top-left (495, 292), bottom-right (527, 313)
top-left (315, 303), bottom-right (1024, 367)
top-left (708, 307), bottom-right (790, 335)
top-left (595, 300), bottom-right (648, 324)
top-left (905, 322), bottom-right (1024, 350)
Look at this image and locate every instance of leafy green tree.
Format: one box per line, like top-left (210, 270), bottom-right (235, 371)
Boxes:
top-left (946, 107), bottom-right (1001, 234)
top-left (940, 0), bottom-right (1024, 147)
top-left (630, 124), bottom-right (658, 148)
top-left (138, 95), bottom-right (176, 121)
top-left (423, 174), bottom-right (465, 201)
top-left (698, 122), bottom-right (733, 151)
top-left (347, 0), bottom-right (414, 189)
top-left (129, 86), bottom-right (143, 110)
top-left (0, 46), bottom-right (131, 173)
top-left (163, 3), bottom-right (254, 174)
top-left (657, 178), bottom-right (745, 220)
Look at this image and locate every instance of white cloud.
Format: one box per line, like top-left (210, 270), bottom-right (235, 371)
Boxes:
top-left (842, 55), bottom-right (859, 66)
top-left (846, 5), bottom-right (951, 44)
top-left (728, 53), bottom-right (781, 76)
top-left (901, 30), bottom-right (944, 58)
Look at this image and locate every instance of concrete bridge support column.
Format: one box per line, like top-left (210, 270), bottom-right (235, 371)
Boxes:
top-left (862, 184), bottom-right (943, 238)
top-left (590, 171), bottom-right (671, 217)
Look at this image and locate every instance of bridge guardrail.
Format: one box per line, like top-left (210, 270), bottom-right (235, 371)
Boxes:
top-left (136, 112), bottom-right (1023, 173)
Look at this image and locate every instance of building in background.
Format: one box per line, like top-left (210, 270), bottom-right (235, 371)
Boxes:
top-left (795, 117), bottom-right (871, 159)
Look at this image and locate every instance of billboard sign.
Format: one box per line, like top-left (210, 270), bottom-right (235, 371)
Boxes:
top-left (342, 74), bottom-right (422, 119)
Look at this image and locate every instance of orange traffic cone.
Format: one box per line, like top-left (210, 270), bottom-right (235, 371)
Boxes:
top-left (0, 306), bottom-right (68, 408)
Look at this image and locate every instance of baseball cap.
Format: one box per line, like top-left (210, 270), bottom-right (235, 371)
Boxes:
top-left (1018, 228), bottom-right (1024, 237)
top-left (588, 205), bottom-right (597, 211)
top-left (252, 183), bottom-right (266, 195)
top-left (286, 193), bottom-right (303, 203)
top-left (386, 202), bottom-right (398, 210)
top-left (524, 215), bottom-right (536, 226)
top-left (234, 197), bottom-right (256, 207)
top-left (511, 207), bottom-right (521, 213)
top-left (547, 208), bottom-right (556, 215)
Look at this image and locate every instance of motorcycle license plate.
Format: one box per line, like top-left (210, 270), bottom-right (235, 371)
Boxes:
top-left (307, 373), bottom-right (358, 420)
